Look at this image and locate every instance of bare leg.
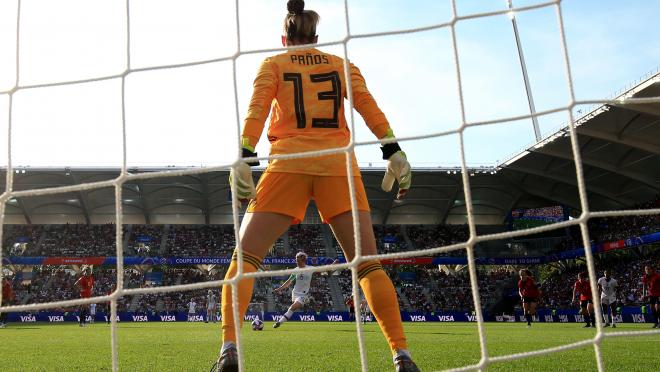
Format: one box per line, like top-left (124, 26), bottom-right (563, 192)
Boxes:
top-left (329, 210), bottom-right (377, 259)
top-left (238, 212), bottom-right (293, 258)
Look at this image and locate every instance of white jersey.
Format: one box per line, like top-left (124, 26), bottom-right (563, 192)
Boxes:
top-left (90, 303), bottom-right (96, 315)
top-left (291, 272), bottom-right (313, 298)
top-left (207, 294), bottom-right (216, 309)
top-left (598, 277), bottom-right (618, 298)
top-left (188, 301), bottom-right (197, 313)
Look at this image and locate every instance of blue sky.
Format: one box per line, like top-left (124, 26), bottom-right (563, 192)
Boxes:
top-left (0, 0), bottom-right (658, 168)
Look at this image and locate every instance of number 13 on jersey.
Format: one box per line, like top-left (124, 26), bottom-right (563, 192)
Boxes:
top-left (283, 71), bottom-right (342, 129)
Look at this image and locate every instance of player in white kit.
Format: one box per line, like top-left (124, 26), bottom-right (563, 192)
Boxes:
top-left (360, 293), bottom-right (372, 324)
top-left (272, 252), bottom-right (338, 328)
top-left (206, 290), bottom-right (217, 323)
top-left (188, 299), bottom-right (197, 321)
top-left (89, 303), bottom-right (96, 323)
top-left (597, 270), bottom-right (619, 327)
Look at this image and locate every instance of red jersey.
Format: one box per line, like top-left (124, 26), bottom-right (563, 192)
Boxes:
top-left (574, 280), bottom-right (592, 300)
top-left (79, 276), bottom-right (94, 298)
top-left (2, 280), bottom-right (13, 302)
top-left (642, 272), bottom-right (660, 297)
top-left (518, 277), bottom-right (540, 298)
top-left (345, 297), bottom-right (355, 311)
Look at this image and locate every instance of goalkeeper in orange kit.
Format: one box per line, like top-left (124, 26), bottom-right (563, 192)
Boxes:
top-left (213, 1), bottom-right (416, 371)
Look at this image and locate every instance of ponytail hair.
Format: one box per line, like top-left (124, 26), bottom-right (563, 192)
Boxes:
top-left (284, 0), bottom-right (320, 44)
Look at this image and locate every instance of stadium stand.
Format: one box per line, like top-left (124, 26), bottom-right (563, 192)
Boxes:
top-left (127, 225), bottom-right (164, 256)
top-left (407, 224), bottom-right (469, 255)
top-left (165, 225), bottom-right (235, 257)
top-left (540, 249), bottom-right (660, 309)
top-left (2, 208), bottom-right (659, 314)
top-left (35, 224), bottom-right (117, 257)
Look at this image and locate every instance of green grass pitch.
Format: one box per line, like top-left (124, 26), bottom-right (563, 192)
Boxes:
top-left (0, 322), bottom-right (657, 371)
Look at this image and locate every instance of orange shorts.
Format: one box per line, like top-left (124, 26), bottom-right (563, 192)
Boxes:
top-left (247, 172), bottom-right (370, 223)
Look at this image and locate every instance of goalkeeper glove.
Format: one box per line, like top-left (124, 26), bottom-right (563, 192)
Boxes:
top-left (380, 130), bottom-right (411, 199)
top-left (229, 141), bottom-right (259, 202)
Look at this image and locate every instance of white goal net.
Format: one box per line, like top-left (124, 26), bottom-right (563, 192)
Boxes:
top-left (1, 1), bottom-right (659, 371)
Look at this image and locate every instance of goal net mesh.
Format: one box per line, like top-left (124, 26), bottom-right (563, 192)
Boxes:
top-left (1, 1), bottom-right (659, 371)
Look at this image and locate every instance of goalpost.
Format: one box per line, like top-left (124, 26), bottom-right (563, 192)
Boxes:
top-left (1, 1), bottom-right (659, 372)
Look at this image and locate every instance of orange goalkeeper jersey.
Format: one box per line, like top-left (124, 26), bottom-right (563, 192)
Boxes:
top-left (242, 48), bottom-right (391, 176)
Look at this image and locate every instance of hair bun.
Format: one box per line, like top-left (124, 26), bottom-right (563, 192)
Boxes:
top-left (287, 0), bottom-right (305, 15)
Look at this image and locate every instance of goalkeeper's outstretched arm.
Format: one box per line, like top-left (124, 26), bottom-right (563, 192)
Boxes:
top-left (348, 63), bottom-right (412, 199)
top-left (230, 58), bottom-right (276, 203)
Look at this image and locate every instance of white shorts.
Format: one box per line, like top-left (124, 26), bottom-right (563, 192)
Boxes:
top-left (361, 302), bottom-right (370, 313)
top-left (292, 294), bottom-right (310, 305)
top-left (601, 296), bottom-right (616, 305)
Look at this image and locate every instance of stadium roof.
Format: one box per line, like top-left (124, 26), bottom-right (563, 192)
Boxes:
top-left (1, 74), bottom-right (658, 226)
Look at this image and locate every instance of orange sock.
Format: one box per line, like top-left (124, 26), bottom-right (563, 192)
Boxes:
top-left (221, 250), bottom-right (262, 343)
top-left (358, 260), bottom-right (408, 354)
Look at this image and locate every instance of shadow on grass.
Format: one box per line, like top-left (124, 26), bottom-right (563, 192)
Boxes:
top-left (405, 331), bottom-right (472, 335)
top-left (2, 327), bottom-right (42, 330)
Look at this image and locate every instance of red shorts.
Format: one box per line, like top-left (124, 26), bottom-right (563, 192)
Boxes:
top-left (247, 172), bottom-right (370, 223)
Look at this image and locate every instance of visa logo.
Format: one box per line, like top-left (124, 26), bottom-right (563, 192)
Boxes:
top-left (631, 314), bottom-right (646, 323)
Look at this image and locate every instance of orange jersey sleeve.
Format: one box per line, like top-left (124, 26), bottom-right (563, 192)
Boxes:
top-left (242, 48), bottom-right (391, 176)
top-left (243, 58), bottom-right (279, 147)
top-left (348, 63), bottom-right (390, 139)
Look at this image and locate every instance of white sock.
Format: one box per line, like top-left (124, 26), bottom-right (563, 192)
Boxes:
top-left (221, 342), bottom-right (236, 353)
top-left (281, 309), bottom-right (294, 322)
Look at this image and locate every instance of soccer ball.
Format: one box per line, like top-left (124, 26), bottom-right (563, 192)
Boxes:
top-left (251, 318), bottom-right (264, 331)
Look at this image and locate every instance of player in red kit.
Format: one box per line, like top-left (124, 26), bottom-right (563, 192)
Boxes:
top-left (1, 276), bottom-right (15, 328)
top-left (642, 265), bottom-right (660, 328)
top-left (74, 267), bottom-right (95, 327)
top-left (345, 295), bottom-right (356, 322)
top-left (572, 272), bottom-right (595, 327)
top-left (518, 269), bottom-right (540, 327)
